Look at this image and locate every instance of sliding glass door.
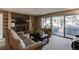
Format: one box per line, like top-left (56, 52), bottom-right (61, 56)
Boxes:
top-left (41, 15), bottom-right (79, 39)
top-left (65, 15), bottom-right (79, 38)
top-left (52, 16), bottom-right (64, 36)
top-left (52, 15), bottom-right (79, 39)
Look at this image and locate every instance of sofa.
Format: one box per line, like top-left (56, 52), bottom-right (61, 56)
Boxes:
top-left (1, 29), bottom-right (45, 50)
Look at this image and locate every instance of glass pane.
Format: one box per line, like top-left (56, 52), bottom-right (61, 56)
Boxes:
top-left (65, 15), bottom-right (79, 38)
top-left (52, 16), bottom-right (64, 36)
top-left (0, 14), bottom-right (3, 39)
top-left (46, 17), bottom-right (51, 28)
top-left (41, 17), bottom-right (46, 28)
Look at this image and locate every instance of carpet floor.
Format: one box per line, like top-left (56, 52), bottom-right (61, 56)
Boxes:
top-left (42, 35), bottom-right (73, 50)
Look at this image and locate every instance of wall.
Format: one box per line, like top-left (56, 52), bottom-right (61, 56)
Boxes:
top-left (29, 16), bottom-right (37, 32)
top-left (36, 16), bottom-right (41, 29)
top-left (41, 9), bottom-right (79, 17)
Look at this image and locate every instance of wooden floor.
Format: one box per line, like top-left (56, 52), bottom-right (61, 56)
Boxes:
top-left (42, 35), bottom-right (73, 50)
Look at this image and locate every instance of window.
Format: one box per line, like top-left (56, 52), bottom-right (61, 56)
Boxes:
top-left (0, 14), bottom-right (3, 40)
top-left (52, 16), bottom-right (64, 36)
top-left (65, 15), bottom-right (79, 38)
top-left (41, 15), bottom-right (79, 39)
top-left (41, 17), bottom-right (46, 28)
top-left (41, 17), bottom-right (51, 28)
top-left (46, 17), bottom-right (51, 28)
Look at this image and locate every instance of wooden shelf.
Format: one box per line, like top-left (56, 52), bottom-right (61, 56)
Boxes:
top-left (11, 13), bottom-right (29, 33)
top-left (2, 11), bottom-right (30, 37)
top-left (3, 12), bottom-right (8, 37)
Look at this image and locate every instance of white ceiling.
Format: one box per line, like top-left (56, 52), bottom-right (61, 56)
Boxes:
top-left (1, 8), bottom-right (74, 15)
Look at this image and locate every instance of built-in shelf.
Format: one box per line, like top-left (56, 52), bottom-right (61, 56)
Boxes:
top-left (11, 13), bottom-right (29, 33)
top-left (2, 11), bottom-right (30, 37)
top-left (2, 11), bottom-right (8, 37)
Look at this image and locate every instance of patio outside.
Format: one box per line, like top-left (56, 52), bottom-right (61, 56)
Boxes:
top-left (52, 15), bottom-right (79, 38)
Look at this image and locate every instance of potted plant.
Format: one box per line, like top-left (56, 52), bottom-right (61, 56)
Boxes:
top-left (36, 29), bottom-right (44, 37)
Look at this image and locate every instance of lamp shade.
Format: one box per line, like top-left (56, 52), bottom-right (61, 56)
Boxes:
top-left (11, 23), bottom-right (15, 27)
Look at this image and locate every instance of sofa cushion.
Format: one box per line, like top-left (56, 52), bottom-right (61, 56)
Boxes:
top-left (9, 29), bottom-right (25, 50)
top-left (17, 33), bottom-right (34, 46)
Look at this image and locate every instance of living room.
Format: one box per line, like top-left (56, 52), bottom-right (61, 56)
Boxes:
top-left (0, 8), bottom-right (79, 50)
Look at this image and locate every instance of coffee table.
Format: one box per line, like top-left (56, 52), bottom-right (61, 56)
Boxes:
top-left (30, 33), bottom-right (49, 43)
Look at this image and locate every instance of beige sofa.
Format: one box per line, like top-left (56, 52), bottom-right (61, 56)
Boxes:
top-left (3, 29), bottom-right (44, 50)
